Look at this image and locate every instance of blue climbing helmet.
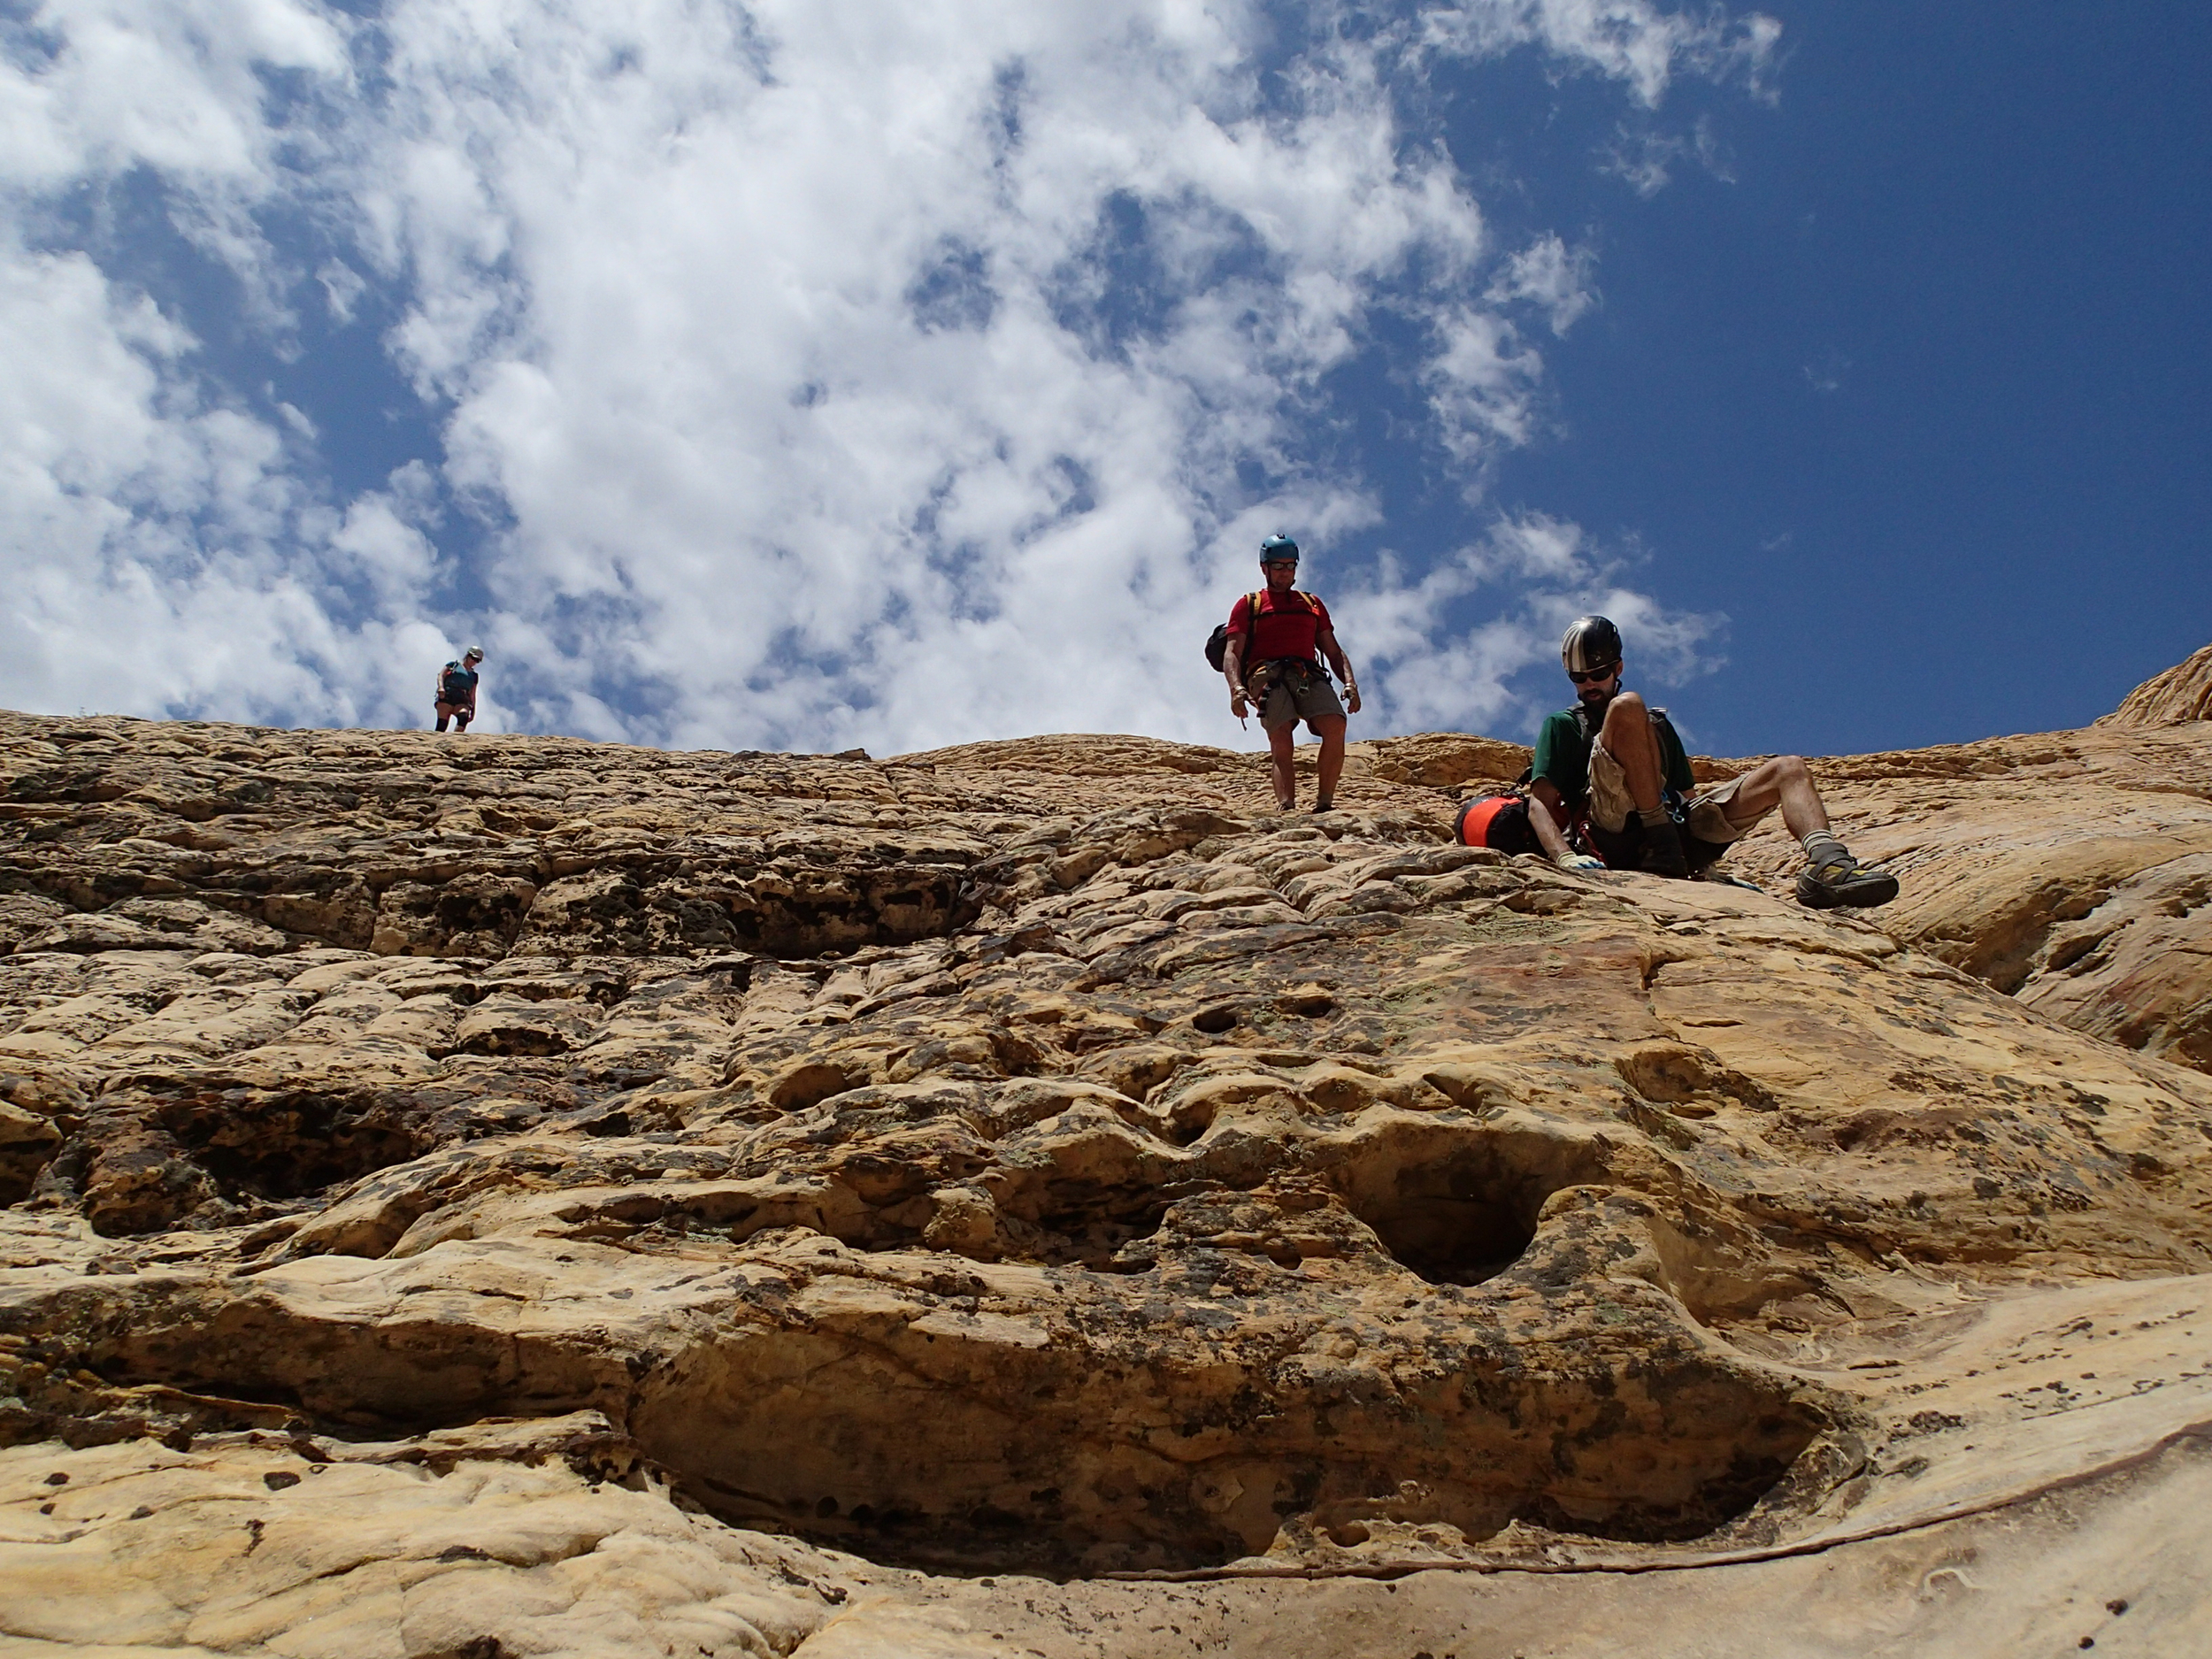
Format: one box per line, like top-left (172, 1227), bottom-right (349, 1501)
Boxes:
top-left (1259, 533), bottom-right (1300, 565)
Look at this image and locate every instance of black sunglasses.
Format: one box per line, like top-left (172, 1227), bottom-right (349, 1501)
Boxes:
top-left (1567, 662), bottom-right (1618, 685)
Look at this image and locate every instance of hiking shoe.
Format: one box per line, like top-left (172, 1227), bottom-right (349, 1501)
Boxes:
top-left (1312, 796), bottom-right (1334, 813)
top-left (1638, 818), bottom-right (1690, 879)
top-left (1795, 856), bottom-right (1899, 910)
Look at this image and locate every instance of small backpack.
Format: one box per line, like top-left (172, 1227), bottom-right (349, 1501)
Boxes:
top-left (440, 664), bottom-right (475, 703)
top-left (1455, 792), bottom-right (1540, 855)
top-left (1204, 589), bottom-right (1317, 672)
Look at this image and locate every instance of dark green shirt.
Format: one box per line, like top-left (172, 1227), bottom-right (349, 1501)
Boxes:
top-left (1532, 704), bottom-right (1694, 808)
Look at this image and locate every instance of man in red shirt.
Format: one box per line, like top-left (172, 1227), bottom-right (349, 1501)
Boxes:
top-left (1222, 534), bottom-right (1363, 811)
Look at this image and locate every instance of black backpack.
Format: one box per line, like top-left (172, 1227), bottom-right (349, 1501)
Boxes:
top-left (1203, 622), bottom-right (1235, 672)
top-left (1205, 589), bottom-right (1317, 672)
top-left (440, 664), bottom-right (475, 702)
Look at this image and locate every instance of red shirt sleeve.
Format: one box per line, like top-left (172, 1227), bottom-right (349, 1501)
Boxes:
top-left (1226, 593), bottom-right (1255, 637)
top-left (1307, 595), bottom-right (1332, 634)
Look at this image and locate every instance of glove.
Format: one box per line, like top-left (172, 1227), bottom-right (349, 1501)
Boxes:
top-left (1555, 853), bottom-right (1606, 873)
top-left (1343, 680), bottom-right (1362, 714)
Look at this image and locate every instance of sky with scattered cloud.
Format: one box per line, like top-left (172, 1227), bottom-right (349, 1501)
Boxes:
top-left (4, 2), bottom-right (2206, 757)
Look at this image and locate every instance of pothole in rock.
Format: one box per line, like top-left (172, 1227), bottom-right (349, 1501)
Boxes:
top-left (1333, 1139), bottom-right (1556, 1286)
top-left (58, 1169), bottom-right (1827, 1580)
top-left (155, 1087), bottom-right (423, 1203)
top-left (724, 868), bottom-right (979, 958)
top-left (634, 1140), bottom-right (1814, 1571)
top-left (55, 1084), bottom-right (434, 1236)
top-left (829, 1176), bottom-right (1183, 1273)
top-left (1022, 1178), bottom-right (1181, 1271)
top-left (629, 1290), bottom-right (1829, 1576)
top-left (71, 1282), bottom-right (1830, 1576)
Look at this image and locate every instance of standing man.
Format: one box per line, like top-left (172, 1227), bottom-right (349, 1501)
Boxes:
top-left (434, 647), bottom-right (484, 733)
top-left (1222, 533), bottom-right (1362, 812)
top-left (1526, 615), bottom-right (1897, 909)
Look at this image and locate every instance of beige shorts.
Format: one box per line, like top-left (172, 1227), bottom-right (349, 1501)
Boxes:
top-left (1589, 738), bottom-right (1763, 845)
top-left (1256, 663), bottom-right (1346, 734)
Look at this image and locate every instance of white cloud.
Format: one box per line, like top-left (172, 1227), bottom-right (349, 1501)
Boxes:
top-left (1802, 350), bottom-right (1848, 394)
top-left (2, 0), bottom-right (1769, 753)
top-left (1329, 511), bottom-right (1721, 736)
top-left (0, 234), bottom-right (457, 731)
top-left (314, 257), bottom-right (365, 324)
top-left (0, 0), bottom-right (346, 188)
top-left (1600, 110), bottom-right (1737, 198)
top-left (1421, 0), bottom-right (1781, 108)
top-left (1486, 233), bottom-right (1598, 335)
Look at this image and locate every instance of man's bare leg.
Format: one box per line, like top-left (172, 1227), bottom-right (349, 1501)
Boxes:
top-left (1712, 751), bottom-right (1897, 908)
top-left (1597, 691), bottom-right (1687, 876)
top-left (1312, 715), bottom-right (1348, 808)
top-left (1267, 724), bottom-right (1298, 810)
top-left (1597, 692), bottom-right (1666, 811)
top-left (1719, 754), bottom-right (1828, 841)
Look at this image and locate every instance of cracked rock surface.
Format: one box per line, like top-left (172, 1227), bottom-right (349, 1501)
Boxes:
top-left (4, 664), bottom-right (2212, 1655)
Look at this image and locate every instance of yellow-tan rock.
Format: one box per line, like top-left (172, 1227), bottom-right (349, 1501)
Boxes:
top-left (1, 655), bottom-right (2209, 1655)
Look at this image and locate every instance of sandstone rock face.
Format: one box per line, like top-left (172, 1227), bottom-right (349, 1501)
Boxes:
top-left (1717, 667), bottom-right (2212, 1076)
top-left (2101, 641), bottom-right (2212, 727)
top-left (3, 676), bottom-right (2211, 1656)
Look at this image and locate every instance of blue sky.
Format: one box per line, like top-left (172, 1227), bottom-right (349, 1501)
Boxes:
top-left (1458, 4), bottom-right (2212, 756)
top-left (3, 2), bottom-right (2204, 760)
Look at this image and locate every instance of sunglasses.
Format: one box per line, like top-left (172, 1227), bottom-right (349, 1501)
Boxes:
top-left (1567, 662), bottom-right (1618, 685)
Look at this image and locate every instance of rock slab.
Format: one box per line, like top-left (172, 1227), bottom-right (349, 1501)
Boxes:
top-left (2, 657), bottom-right (2210, 1655)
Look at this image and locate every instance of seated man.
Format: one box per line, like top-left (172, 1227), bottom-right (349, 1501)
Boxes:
top-left (1526, 616), bottom-right (1897, 909)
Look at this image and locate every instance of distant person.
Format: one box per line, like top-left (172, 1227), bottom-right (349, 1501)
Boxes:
top-left (1220, 533), bottom-right (1361, 812)
top-left (434, 648), bottom-right (484, 733)
top-left (1527, 616), bottom-right (1897, 909)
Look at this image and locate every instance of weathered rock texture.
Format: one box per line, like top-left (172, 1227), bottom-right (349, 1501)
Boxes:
top-left (2101, 641), bottom-right (2212, 728)
top-left (1721, 675), bottom-right (2212, 1075)
top-left (4, 654), bottom-right (2211, 1655)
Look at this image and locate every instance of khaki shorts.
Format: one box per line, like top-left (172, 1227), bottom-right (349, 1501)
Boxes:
top-left (1256, 663), bottom-right (1345, 735)
top-left (1590, 737), bottom-right (1763, 843)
